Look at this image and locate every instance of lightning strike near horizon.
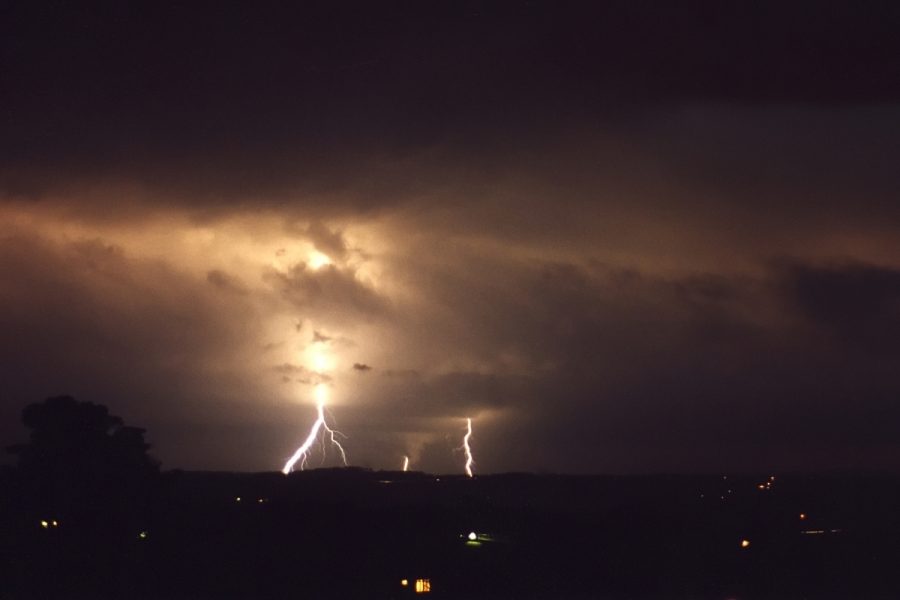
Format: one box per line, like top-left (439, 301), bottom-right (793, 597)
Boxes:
top-left (463, 417), bottom-right (475, 478)
top-left (282, 330), bottom-right (348, 474)
top-left (402, 455), bottom-right (409, 472)
top-left (282, 385), bottom-right (348, 473)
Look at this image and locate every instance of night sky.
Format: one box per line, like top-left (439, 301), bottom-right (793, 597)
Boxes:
top-left (2, 1), bottom-right (900, 474)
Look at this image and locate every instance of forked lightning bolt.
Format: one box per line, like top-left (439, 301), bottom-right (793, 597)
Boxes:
top-left (463, 417), bottom-right (475, 477)
top-left (282, 386), bottom-right (347, 474)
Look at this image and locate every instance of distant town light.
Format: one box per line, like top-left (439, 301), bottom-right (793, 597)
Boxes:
top-left (799, 513), bottom-right (807, 520)
top-left (40, 520), bottom-right (49, 529)
top-left (400, 579), bottom-right (408, 587)
top-left (235, 497), bottom-right (241, 502)
top-left (740, 539), bottom-right (750, 548)
top-left (468, 531), bottom-right (477, 541)
top-left (51, 520), bottom-right (58, 527)
top-left (138, 531), bottom-right (148, 540)
top-left (414, 578), bottom-right (431, 593)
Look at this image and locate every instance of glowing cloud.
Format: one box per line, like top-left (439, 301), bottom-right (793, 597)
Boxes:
top-left (308, 251), bottom-right (332, 270)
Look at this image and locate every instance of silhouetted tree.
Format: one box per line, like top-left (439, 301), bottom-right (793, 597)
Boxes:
top-left (7, 395), bottom-right (159, 519)
top-left (8, 395), bottom-right (158, 477)
top-left (4, 397), bottom-right (162, 597)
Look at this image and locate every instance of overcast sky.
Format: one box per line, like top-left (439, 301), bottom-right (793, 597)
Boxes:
top-left (2, 1), bottom-right (899, 473)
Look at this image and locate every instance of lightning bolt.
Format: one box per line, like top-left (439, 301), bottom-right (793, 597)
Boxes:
top-left (282, 384), bottom-right (348, 474)
top-left (402, 455), bottom-right (409, 472)
top-left (462, 417), bottom-right (475, 478)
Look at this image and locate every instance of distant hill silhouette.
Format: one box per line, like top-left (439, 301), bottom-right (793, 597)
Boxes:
top-left (3, 399), bottom-right (900, 598)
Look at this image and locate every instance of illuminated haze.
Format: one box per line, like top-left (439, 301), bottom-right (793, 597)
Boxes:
top-left (2, 2), bottom-right (900, 473)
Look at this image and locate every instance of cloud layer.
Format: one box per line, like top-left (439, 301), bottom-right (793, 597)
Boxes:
top-left (2, 1), bottom-right (899, 473)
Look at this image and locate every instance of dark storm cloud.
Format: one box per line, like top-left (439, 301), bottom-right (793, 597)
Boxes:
top-left (206, 269), bottom-right (249, 295)
top-left (264, 263), bottom-right (389, 320)
top-left (273, 364), bottom-right (331, 386)
top-left (2, 1), bottom-right (900, 473)
top-left (301, 222), bottom-right (349, 261)
top-left (2, 1), bottom-right (900, 203)
top-left (313, 331), bottom-right (333, 343)
top-left (357, 371), bottom-right (519, 418)
top-left (387, 251), bottom-right (771, 386)
top-left (340, 249), bottom-right (898, 472)
top-left (779, 261), bottom-right (900, 355)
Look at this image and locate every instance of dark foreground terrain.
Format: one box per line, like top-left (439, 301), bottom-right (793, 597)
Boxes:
top-left (2, 469), bottom-right (900, 599)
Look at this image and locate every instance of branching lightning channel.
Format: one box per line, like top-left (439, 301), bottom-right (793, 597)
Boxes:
top-left (463, 417), bottom-right (475, 477)
top-left (282, 386), bottom-right (347, 474)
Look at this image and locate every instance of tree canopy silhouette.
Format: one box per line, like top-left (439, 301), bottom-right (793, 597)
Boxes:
top-left (9, 395), bottom-right (158, 477)
top-left (7, 396), bottom-right (160, 517)
top-left (4, 397), bottom-right (160, 596)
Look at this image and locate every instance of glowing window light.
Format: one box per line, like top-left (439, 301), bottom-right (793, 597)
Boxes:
top-left (414, 579), bottom-right (431, 593)
top-left (740, 539), bottom-right (750, 548)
